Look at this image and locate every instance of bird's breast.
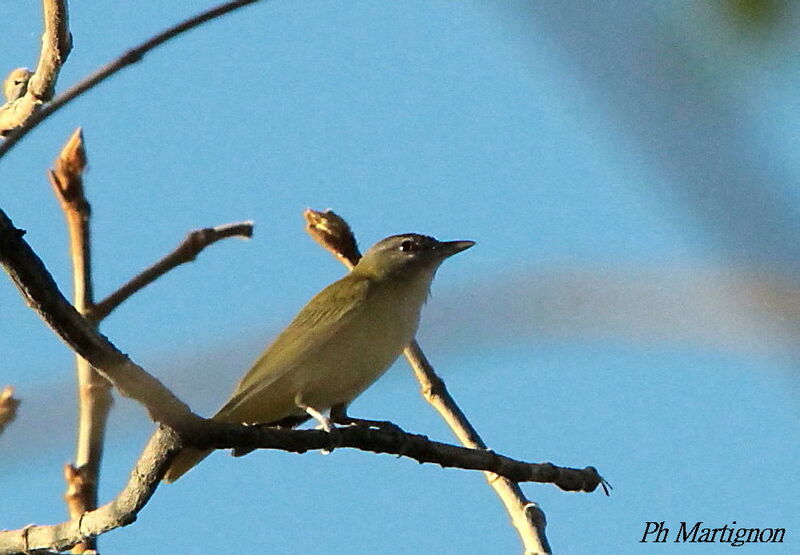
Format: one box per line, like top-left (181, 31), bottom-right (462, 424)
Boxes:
top-left (298, 276), bottom-right (430, 409)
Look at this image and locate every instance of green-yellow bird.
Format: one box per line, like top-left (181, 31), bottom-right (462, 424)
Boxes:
top-left (163, 233), bottom-right (473, 482)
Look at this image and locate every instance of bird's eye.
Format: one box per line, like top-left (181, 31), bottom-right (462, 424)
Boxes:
top-left (399, 239), bottom-right (417, 252)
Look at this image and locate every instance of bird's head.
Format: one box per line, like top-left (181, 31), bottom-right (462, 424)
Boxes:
top-left (354, 233), bottom-right (474, 281)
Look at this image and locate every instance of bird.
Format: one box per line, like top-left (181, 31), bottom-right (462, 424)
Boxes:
top-left (163, 233), bottom-right (474, 482)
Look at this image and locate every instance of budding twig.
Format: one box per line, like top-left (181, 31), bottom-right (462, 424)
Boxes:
top-left (48, 128), bottom-right (108, 553)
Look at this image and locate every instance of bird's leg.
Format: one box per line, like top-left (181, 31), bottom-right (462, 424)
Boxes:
top-left (301, 404), bottom-right (334, 432)
top-left (330, 404), bottom-right (403, 434)
top-left (295, 395), bottom-right (340, 453)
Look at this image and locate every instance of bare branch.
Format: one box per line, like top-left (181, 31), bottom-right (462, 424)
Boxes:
top-left (0, 0), bottom-right (261, 161)
top-left (48, 128), bottom-right (111, 553)
top-left (404, 341), bottom-right (557, 551)
top-left (6, 131), bottom-right (249, 551)
top-left (304, 208), bottom-right (556, 554)
top-left (89, 221), bottom-right (254, 322)
top-left (0, 386), bottom-right (20, 436)
top-left (0, 422), bottom-right (603, 554)
top-left (28, 0), bottom-right (73, 101)
top-left (47, 130), bottom-right (251, 550)
top-left (0, 0), bottom-right (72, 136)
top-left (48, 128), bottom-right (92, 313)
top-left (0, 208), bottom-right (202, 432)
top-left (0, 427), bottom-right (179, 555)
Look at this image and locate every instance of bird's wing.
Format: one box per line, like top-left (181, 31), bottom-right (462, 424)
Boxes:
top-left (214, 274), bottom-right (372, 419)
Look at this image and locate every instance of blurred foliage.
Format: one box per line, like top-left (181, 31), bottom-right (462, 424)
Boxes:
top-left (722, 0), bottom-right (789, 32)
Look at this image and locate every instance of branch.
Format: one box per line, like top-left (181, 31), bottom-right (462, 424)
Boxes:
top-left (0, 208), bottom-right (202, 433)
top-left (304, 209), bottom-right (573, 555)
top-left (0, 386), bottom-right (20, 436)
top-left (0, 0), bottom-right (261, 161)
top-left (89, 221), bottom-right (253, 322)
top-left (404, 343), bottom-right (558, 550)
top-left (48, 128), bottom-right (111, 553)
top-left (0, 427), bottom-right (179, 555)
top-left (0, 422), bottom-right (603, 554)
top-left (0, 0), bottom-right (72, 136)
top-left (43, 127), bottom-right (251, 551)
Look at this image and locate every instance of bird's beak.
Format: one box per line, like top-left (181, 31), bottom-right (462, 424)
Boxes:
top-left (437, 240), bottom-right (475, 258)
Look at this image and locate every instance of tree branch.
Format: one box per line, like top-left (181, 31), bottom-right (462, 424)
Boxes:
top-left (403, 342), bottom-right (558, 553)
top-left (0, 427), bottom-right (179, 555)
top-left (89, 221), bottom-right (253, 322)
top-left (0, 0), bottom-right (72, 136)
top-left (46, 128), bottom-right (251, 551)
top-left (48, 128), bottom-right (109, 553)
top-left (0, 0), bottom-right (261, 160)
top-left (0, 422), bottom-right (603, 554)
top-left (0, 207), bottom-right (202, 433)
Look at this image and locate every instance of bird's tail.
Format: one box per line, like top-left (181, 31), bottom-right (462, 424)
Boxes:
top-left (162, 403), bottom-right (243, 483)
top-left (162, 447), bottom-right (213, 484)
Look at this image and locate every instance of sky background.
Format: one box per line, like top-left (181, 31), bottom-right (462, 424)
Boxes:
top-left (2, 1), bottom-right (800, 553)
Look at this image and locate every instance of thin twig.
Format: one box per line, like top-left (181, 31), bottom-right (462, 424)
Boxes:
top-left (0, 0), bottom-right (72, 136)
top-left (48, 128), bottom-right (110, 553)
top-left (89, 221), bottom-right (254, 322)
top-left (0, 0), bottom-right (261, 160)
top-left (0, 421), bottom-right (603, 554)
top-left (0, 386), bottom-right (20, 436)
top-left (404, 342), bottom-right (551, 553)
top-left (304, 208), bottom-right (555, 554)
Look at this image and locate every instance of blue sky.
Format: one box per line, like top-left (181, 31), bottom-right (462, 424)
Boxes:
top-left (2, 1), bottom-right (799, 553)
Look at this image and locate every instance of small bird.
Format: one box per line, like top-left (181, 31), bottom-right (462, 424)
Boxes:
top-left (163, 233), bottom-right (473, 482)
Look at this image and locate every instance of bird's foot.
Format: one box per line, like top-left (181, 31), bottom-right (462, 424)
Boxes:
top-left (331, 415), bottom-right (403, 435)
top-left (329, 404), bottom-right (402, 434)
top-left (298, 402), bottom-right (341, 454)
top-left (330, 410), bottom-right (407, 456)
